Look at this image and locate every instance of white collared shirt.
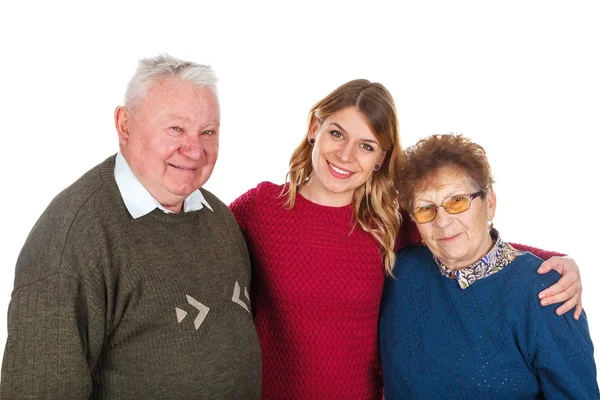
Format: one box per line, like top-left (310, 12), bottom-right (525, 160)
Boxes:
top-left (114, 152), bottom-right (212, 219)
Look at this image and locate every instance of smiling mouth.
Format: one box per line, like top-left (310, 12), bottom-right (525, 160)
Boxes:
top-left (438, 233), bottom-right (462, 243)
top-left (327, 162), bottom-right (354, 178)
top-left (169, 163), bottom-right (197, 171)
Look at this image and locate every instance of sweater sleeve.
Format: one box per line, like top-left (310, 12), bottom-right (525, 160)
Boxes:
top-left (532, 306), bottom-right (599, 398)
top-left (1, 203), bottom-right (108, 399)
top-left (0, 271), bottom-right (106, 399)
top-left (229, 185), bottom-right (259, 234)
top-left (509, 242), bottom-right (565, 260)
top-left (395, 212), bottom-right (422, 251)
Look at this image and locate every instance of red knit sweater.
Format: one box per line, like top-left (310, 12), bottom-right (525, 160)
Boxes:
top-left (230, 182), bottom-right (560, 399)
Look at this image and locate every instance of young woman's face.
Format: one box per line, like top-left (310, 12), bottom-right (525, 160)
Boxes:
top-left (304, 106), bottom-right (386, 206)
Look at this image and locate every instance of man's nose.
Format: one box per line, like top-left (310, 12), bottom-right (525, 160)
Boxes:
top-left (180, 135), bottom-right (204, 160)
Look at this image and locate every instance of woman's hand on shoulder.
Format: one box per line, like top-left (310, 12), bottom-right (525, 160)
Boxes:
top-left (537, 256), bottom-right (582, 319)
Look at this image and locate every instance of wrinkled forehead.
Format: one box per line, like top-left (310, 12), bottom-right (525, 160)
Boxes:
top-left (148, 76), bottom-right (218, 101)
top-left (134, 77), bottom-right (220, 117)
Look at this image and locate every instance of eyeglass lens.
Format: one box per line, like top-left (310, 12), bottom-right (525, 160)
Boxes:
top-left (412, 195), bottom-right (472, 223)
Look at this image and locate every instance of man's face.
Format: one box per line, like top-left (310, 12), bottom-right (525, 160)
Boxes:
top-left (117, 77), bottom-right (220, 212)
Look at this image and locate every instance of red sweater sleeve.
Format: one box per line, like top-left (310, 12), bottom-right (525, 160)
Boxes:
top-left (229, 185), bottom-right (259, 234)
top-left (508, 242), bottom-right (565, 260)
top-left (395, 212), bottom-right (422, 251)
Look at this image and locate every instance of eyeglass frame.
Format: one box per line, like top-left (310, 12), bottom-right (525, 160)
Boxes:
top-left (409, 190), bottom-right (486, 224)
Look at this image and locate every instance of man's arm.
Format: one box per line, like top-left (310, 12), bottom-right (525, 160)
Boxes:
top-left (0, 271), bottom-right (105, 399)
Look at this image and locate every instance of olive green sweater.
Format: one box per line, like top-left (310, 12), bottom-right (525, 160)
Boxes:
top-left (0, 156), bottom-right (262, 399)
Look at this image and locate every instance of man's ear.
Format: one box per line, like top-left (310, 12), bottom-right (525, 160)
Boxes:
top-left (114, 106), bottom-right (131, 146)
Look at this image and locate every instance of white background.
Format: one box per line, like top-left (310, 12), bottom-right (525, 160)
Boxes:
top-left (1, 0), bottom-right (598, 381)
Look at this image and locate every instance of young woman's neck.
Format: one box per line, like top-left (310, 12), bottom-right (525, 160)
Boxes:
top-left (298, 179), bottom-right (353, 207)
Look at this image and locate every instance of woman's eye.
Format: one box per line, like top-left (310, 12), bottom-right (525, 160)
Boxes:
top-left (360, 143), bottom-right (374, 152)
top-left (170, 126), bottom-right (182, 132)
top-left (202, 130), bottom-right (215, 135)
top-left (330, 130), bottom-right (343, 138)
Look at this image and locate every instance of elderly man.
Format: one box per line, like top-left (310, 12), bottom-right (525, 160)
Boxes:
top-left (0, 54), bottom-right (262, 399)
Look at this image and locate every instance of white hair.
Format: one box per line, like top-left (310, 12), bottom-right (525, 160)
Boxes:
top-left (124, 53), bottom-right (217, 108)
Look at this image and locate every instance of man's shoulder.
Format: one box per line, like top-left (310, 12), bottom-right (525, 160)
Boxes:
top-left (198, 187), bottom-right (226, 209)
top-left (199, 187), bottom-right (244, 226)
top-left (14, 156), bottom-right (118, 289)
top-left (51, 156), bottom-right (114, 205)
top-left (44, 156), bottom-right (117, 221)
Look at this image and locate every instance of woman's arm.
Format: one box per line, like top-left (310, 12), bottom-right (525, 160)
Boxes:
top-left (532, 304), bottom-right (599, 397)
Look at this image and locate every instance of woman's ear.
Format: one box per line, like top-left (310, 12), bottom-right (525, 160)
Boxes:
top-left (308, 115), bottom-right (320, 142)
top-left (486, 188), bottom-right (497, 221)
top-left (377, 150), bottom-right (387, 166)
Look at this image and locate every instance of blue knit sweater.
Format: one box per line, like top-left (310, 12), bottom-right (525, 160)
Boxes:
top-left (379, 245), bottom-right (599, 399)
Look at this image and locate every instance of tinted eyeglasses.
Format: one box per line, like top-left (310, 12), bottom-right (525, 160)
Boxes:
top-left (409, 191), bottom-right (485, 224)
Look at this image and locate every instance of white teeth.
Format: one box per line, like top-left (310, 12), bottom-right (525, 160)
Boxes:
top-left (330, 163), bottom-right (351, 175)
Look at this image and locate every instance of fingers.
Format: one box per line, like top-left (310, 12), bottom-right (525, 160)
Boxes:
top-left (538, 274), bottom-right (576, 300)
top-left (535, 256), bottom-right (583, 319)
top-left (555, 295), bottom-right (581, 317)
top-left (555, 298), bottom-right (576, 316)
top-left (574, 303), bottom-right (583, 320)
top-left (540, 284), bottom-right (578, 306)
top-left (537, 256), bottom-right (572, 275)
top-left (537, 260), bottom-right (556, 274)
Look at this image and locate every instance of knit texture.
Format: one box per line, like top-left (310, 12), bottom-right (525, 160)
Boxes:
top-left (229, 182), bottom-right (415, 399)
top-left (229, 182), bottom-right (564, 398)
top-left (1, 155), bottom-right (262, 399)
top-left (379, 245), bottom-right (599, 399)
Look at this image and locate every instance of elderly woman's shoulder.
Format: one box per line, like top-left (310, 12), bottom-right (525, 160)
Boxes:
top-left (509, 251), bottom-right (561, 288)
top-left (395, 244), bottom-right (432, 261)
top-left (391, 245), bottom-right (434, 276)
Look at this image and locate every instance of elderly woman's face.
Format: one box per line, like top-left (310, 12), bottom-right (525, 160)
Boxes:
top-left (413, 167), bottom-right (496, 270)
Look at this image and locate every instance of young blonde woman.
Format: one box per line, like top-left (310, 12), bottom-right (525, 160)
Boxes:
top-left (230, 80), bottom-right (582, 399)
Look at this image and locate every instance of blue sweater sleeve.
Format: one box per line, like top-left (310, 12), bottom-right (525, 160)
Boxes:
top-left (529, 280), bottom-right (599, 398)
top-left (533, 307), bottom-right (600, 399)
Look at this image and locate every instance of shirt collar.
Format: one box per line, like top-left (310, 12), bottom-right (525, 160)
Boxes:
top-left (114, 152), bottom-right (212, 219)
top-left (434, 228), bottom-right (523, 289)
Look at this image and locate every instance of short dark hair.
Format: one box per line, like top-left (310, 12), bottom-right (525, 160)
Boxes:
top-left (398, 134), bottom-right (495, 210)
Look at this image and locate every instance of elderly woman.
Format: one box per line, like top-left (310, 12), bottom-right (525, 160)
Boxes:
top-left (379, 134), bottom-right (599, 399)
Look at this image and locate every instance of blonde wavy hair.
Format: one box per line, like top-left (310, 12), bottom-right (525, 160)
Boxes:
top-left (284, 79), bottom-right (403, 275)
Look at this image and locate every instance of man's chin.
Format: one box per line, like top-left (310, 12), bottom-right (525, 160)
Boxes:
top-left (167, 182), bottom-right (202, 197)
